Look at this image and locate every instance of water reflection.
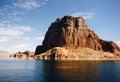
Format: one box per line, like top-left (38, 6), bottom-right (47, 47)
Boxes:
top-left (36, 60), bottom-right (120, 82)
top-left (0, 59), bottom-right (120, 82)
top-left (36, 61), bottom-right (101, 82)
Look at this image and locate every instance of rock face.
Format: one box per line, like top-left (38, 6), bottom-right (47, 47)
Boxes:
top-left (35, 45), bottom-right (45, 55)
top-left (35, 16), bottom-right (120, 60)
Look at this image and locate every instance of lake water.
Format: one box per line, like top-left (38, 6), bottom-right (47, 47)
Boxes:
top-left (0, 58), bottom-right (120, 82)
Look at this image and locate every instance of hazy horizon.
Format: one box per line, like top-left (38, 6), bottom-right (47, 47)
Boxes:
top-left (0, 0), bottom-right (120, 52)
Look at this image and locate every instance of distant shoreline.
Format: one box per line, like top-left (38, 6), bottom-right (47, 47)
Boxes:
top-left (1, 57), bottom-right (120, 61)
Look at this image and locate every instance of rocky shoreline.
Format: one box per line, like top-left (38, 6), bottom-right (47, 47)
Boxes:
top-left (34, 47), bottom-right (120, 60)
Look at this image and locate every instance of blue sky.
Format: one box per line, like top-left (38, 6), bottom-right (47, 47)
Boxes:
top-left (0, 0), bottom-right (120, 52)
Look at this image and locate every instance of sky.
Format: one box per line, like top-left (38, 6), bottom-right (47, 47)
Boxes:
top-left (0, 0), bottom-right (120, 52)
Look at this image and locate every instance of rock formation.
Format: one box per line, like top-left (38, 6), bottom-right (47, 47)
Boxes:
top-left (35, 16), bottom-right (120, 60)
top-left (13, 51), bottom-right (34, 59)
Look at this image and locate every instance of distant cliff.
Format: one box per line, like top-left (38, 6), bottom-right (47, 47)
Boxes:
top-left (0, 51), bottom-right (12, 58)
top-left (35, 16), bottom-right (120, 60)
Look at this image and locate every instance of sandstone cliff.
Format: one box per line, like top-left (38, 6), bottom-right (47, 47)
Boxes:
top-left (35, 16), bottom-right (120, 60)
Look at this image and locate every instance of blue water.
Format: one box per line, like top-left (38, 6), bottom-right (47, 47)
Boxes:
top-left (0, 58), bottom-right (120, 82)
